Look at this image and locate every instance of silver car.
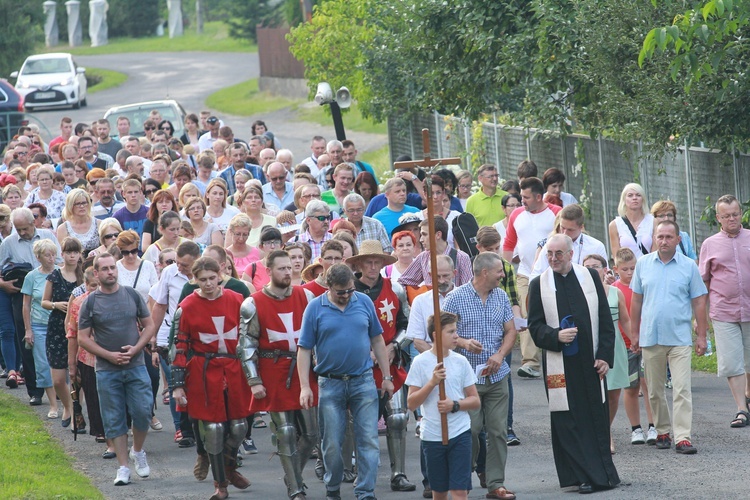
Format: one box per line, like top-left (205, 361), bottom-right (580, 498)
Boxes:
top-left (103, 100), bottom-right (187, 139)
top-left (11, 53), bottom-right (88, 111)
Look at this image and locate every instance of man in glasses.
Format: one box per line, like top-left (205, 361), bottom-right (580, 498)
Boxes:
top-left (342, 193), bottom-right (391, 252)
top-left (142, 120), bottom-right (157, 141)
top-left (349, 241), bottom-right (416, 492)
top-left (78, 136), bottom-right (108, 171)
top-left (294, 200), bottom-right (332, 260)
top-left (92, 178), bottom-right (125, 220)
top-left (527, 234), bottom-right (619, 494)
top-left (97, 119), bottom-right (122, 159)
top-left (298, 263), bottom-right (394, 500)
top-left (13, 143), bottom-right (30, 169)
top-left (262, 162), bottom-right (294, 213)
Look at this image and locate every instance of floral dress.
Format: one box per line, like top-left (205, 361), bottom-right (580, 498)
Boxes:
top-left (46, 269), bottom-right (79, 369)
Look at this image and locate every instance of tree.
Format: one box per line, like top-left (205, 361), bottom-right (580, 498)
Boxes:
top-left (108, 0), bottom-right (160, 38)
top-left (0, 1), bottom-right (42, 78)
top-left (225, 0), bottom-right (287, 43)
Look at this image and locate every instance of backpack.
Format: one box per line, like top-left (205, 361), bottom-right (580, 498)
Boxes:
top-left (452, 212), bottom-right (480, 260)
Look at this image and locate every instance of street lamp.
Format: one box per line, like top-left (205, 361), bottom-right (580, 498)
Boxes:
top-left (314, 82), bottom-right (351, 141)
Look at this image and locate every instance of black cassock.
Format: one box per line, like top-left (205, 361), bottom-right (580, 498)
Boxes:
top-left (528, 269), bottom-right (620, 489)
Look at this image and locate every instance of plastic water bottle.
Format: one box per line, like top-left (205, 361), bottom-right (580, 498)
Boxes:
top-left (704, 338), bottom-right (713, 357)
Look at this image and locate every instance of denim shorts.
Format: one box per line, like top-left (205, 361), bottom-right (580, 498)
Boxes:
top-left (423, 429), bottom-right (473, 492)
top-left (96, 365), bottom-right (153, 439)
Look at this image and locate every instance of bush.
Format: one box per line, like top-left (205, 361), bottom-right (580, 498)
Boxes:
top-left (108, 0), bottom-right (160, 38)
top-left (0, 0), bottom-right (42, 78)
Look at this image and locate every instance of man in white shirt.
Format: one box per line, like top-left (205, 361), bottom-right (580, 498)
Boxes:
top-left (406, 255), bottom-right (456, 352)
top-left (529, 204), bottom-right (607, 279)
top-left (502, 177), bottom-right (562, 379)
top-left (301, 136), bottom-right (326, 178)
top-left (197, 116), bottom-right (221, 152)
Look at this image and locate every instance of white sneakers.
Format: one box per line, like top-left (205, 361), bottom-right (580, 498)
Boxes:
top-left (646, 426), bottom-right (658, 445)
top-left (631, 428), bottom-right (646, 445)
top-left (129, 447), bottom-right (150, 478)
top-left (114, 466), bottom-right (131, 486)
top-left (517, 364), bottom-right (541, 378)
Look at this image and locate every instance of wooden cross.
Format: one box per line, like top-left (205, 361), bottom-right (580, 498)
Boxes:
top-left (394, 129), bottom-right (461, 445)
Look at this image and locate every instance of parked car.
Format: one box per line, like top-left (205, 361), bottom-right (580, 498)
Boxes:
top-left (11, 53), bottom-right (88, 111)
top-left (0, 79), bottom-right (26, 150)
top-left (103, 100), bottom-right (187, 139)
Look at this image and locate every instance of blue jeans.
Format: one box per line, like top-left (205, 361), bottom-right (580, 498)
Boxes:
top-left (31, 323), bottom-right (52, 388)
top-left (318, 369), bottom-right (379, 499)
top-left (0, 290), bottom-right (17, 372)
top-left (159, 354), bottom-right (180, 431)
top-left (96, 365), bottom-right (153, 439)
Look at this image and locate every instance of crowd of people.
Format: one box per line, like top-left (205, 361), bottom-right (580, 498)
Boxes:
top-left (1, 112), bottom-right (748, 500)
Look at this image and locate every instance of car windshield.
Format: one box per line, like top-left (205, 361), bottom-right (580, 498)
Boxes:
top-left (110, 105), bottom-right (184, 137)
top-left (21, 58), bottom-right (72, 75)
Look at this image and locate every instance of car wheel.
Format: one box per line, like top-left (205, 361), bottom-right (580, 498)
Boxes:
top-left (25, 106), bottom-right (34, 112)
top-left (73, 100), bottom-right (80, 110)
top-left (81, 97), bottom-right (88, 107)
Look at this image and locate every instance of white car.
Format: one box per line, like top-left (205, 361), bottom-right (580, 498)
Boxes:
top-left (11, 53), bottom-right (88, 111)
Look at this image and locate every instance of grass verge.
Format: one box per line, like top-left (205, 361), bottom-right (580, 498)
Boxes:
top-left (295, 103), bottom-right (388, 135)
top-left (206, 79), bottom-right (302, 117)
top-left (86, 67), bottom-right (127, 94)
top-left (360, 144), bottom-right (391, 182)
top-left (49, 22), bottom-right (255, 55)
top-left (0, 391), bottom-right (103, 499)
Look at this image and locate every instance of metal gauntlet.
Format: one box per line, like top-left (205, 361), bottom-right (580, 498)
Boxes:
top-left (239, 297), bottom-right (261, 386)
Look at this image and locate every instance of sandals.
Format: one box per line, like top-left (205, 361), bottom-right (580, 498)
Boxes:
top-left (252, 415), bottom-right (267, 429)
top-left (162, 389), bottom-right (170, 405)
top-left (5, 372), bottom-right (18, 388)
top-left (487, 487), bottom-right (517, 500)
top-left (730, 410), bottom-right (750, 428)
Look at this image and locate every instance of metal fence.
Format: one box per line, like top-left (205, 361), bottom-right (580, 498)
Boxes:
top-left (388, 112), bottom-right (750, 255)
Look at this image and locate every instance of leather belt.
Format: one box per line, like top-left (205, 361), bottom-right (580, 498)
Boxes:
top-left (318, 372), bottom-right (363, 381)
top-left (258, 349), bottom-right (297, 389)
top-left (193, 352), bottom-right (239, 405)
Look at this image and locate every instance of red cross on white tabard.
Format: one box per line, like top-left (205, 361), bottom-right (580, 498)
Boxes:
top-left (198, 317), bottom-right (238, 354)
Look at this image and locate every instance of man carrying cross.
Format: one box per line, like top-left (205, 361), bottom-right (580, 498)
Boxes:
top-left (240, 250), bottom-right (318, 500)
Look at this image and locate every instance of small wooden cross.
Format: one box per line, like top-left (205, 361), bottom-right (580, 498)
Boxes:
top-left (394, 129), bottom-right (462, 445)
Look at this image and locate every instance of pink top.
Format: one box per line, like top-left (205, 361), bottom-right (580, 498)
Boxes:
top-left (234, 247), bottom-right (262, 274)
top-left (243, 260), bottom-right (270, 291)
top-left (698, 228), bottom-right (750, 322)
top-left (613, 279), bottom-right (634, 349)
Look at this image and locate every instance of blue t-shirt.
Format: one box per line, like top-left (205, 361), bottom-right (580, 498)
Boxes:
top-left (20, 268), bottom-right (53, 325)
top-left (113, 205), bottom-right (149, 241)
top-left (372, 205), bottom-right (420, 237)
top-left (365, 192), bottom-right (423, 218)
top-left (298, 291), bottom-right (383, 376)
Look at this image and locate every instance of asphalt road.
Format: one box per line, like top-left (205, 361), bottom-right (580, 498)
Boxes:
top-left (23, 52), bottom-right (386, 164)
top-left (7, 349), bottom-right (750, 500)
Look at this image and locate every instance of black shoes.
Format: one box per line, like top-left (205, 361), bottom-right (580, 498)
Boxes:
top-left (579, 483), bottom-right (593, 494)
top-left (29, 396), bottom-right (42, 406)
top-left (390, 474), bottom-right (416, 491)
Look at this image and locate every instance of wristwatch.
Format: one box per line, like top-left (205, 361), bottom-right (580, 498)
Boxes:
top-left (383, 376), bottom-right (394, 381)
top-left (451, 400), bottom-right (460, 413)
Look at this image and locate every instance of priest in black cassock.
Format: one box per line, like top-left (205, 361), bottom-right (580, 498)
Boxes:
top-left (527, 234), bottom-right (620, 494)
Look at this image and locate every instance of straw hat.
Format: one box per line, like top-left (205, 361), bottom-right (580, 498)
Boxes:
top-left (301, 259), bottom-right (324, 283)
top-left (345, 240), bottom-right (397, 268)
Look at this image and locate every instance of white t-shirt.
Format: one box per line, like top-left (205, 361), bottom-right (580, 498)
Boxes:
top-left (148, 263), bottom-right (189, 346)
top-left (503, 206), bottom-right (559, 276)
top-left (117, 259), bottom-right (158, 303)
top-left (406, 290), bottom-right (446, 343)
top-left (405, 350), bottom-right (477, 441)
top-left (207, 205), bottom-right (240, 235)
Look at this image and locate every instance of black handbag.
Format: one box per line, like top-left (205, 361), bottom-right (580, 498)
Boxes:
top-left (2, 262), bottom-right (33, 288)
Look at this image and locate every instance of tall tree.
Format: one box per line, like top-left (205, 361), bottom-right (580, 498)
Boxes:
top-left (0, 1), bottom-right (42, 78)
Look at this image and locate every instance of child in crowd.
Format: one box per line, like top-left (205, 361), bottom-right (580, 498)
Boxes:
top-left (612, 247), bottom-right (657, 445)
top-left (406, 311), bottom-right (480, 500)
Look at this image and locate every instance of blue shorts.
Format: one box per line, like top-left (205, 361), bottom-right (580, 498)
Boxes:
top-left (422, 429), bottom-right (473, 493)
top-left (96, 365), bottom-right (153, 439)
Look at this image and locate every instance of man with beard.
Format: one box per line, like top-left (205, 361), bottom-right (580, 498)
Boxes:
top-left (350, 241), bottom-right (416, 492)
top-left (527, 234), bottom-right (620, 493)
top-left (240, 250), bottom-right (318, 499)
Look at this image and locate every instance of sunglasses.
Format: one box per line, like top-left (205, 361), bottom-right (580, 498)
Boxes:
top-left (144, 189), bottom-right (158, 195)
top-left (334, 288), bottom-right (356, 296)
top-left (270, 176), bottom-right (286, 182)
top-left (310, 215), bottom-right (330, 222)
top-left (120, 248), bottom-right (139, 256)
top-left (103, 232), bottom-right (119, 240)
top-left (144, 126), bottom-right (155, 131)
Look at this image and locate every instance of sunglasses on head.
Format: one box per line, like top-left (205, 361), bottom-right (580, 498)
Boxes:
top-left (120, 248), bottom-right (139, 256)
